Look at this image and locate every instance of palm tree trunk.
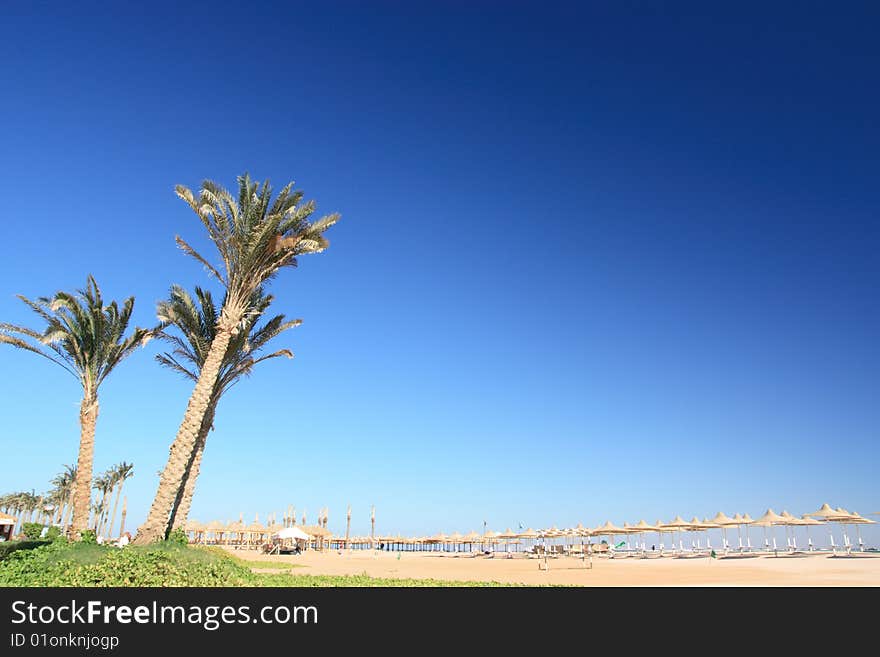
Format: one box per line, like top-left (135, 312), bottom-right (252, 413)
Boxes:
top-left (134, 326), bottom-right (235, 544)
top-left (170, 402), bottom-right (216, 531)
top-left (97, 497), bottom-right (107, 536)
top-left (94, 491), bottom-right (106, 533)
top-left (119, 496), bottom-right (127, 537)
top-left (70, 392), bottom-right (99, 538)
top-left (107, 481), bottom-right (124, 539)
top-left (62, 495), bottom-right (73, 533)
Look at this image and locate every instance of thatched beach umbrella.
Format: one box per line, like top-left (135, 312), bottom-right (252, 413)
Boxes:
top-left (627, 520), bottom-right (658, 554)
top-left (246, 518), bottom-right (267, 548)
top-left (659, 516), bottom-right (691, 554)
top-left (651, 519), bottom-right (676, 555)
top-left (689, 517), bottom-right (719, 553)
top-left (779, 511), bottom-right (812, 551)
top-left (226, 517), bottom-right (245, 547)
top-left (206, 520), bottom-right (225, 545)
top-left (481, 530), bottom-right (501, 553)
top-left (842, 511), bottom-right (875, 552)
top-left (832, 508), bottom-right (860, 553)
top-left (753, 509), bottom-right (786, 552)
top-left (184, 519), bottom-right (205, 544)
top-left (517, 528), bottom-right (538, 554)
top-left (795, 515), bottom-right (823, 551)
top-left (497, 528), bottom-right (516, 554)
top-left (431, 532), bottom-right (449, 552)
top-left (593, 521), bottom-right (628, 555)
top-left (731, 513), bottom-right (748, 551)
top-left (805, 503), bottom-right (849, 551)
top-left (708, 512), bottom-right (738, 552)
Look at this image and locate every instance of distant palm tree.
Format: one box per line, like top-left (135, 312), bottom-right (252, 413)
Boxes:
top-left (155, 285), bottom-right (300, 530)
top-left (49, 464), bottom-right (77, 529)
top-left (136, 174), bottom-right (338, 544)
top-left (0, 276), bottom-right (151, 538)
top-left (107, 462), bottom-right (134, 539)
top-left (11, 490), bottom-right (41, 534)
top-left (92, 473), bottom-right (114, 535)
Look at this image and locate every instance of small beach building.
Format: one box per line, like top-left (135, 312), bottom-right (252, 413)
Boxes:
top-left (0, 512), bottom-right (16, 541)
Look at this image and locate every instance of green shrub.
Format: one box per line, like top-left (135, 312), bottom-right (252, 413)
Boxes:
top-left (0, 542), bottom-right (255, 586)
top-left (79, 529), bottom-right (97, 544)
top-left (0, 540), bottom-right (50, 561)
top-left (21, 523), bottom-right (44, 540)
top-left (0, 541), bottom-right (508, 587)
top-left (167, 528), bottom-right (188, 546)
top-left (45, 526), bottom-right (62, 542)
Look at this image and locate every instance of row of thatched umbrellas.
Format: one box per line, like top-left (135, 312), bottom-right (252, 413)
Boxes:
top-left (369, 505), bottom-right (876, 555)
top-left (183, 517), bottom-right (333, 549)
top-left (183, 504), bottom-right (877, 554)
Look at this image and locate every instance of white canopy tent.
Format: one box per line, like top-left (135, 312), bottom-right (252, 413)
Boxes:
top-left (274, 526), bottom-right (310, 540)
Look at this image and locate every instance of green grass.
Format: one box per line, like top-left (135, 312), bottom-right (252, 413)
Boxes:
top-left (0, 540), bottom-right (506, 587)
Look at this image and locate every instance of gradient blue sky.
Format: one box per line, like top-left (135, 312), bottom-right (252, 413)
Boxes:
top-left (0, 2), bottom-right (877, 542)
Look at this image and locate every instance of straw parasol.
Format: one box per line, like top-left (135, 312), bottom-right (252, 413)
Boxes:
top-left (842, 511), bottom-right (875, 552)
top-left (650, 519), bottom-right (677, 555)
top-left (731, 513), bottom-right (752, 551)
top-left (687, 517), bottom-right (718, 553)
top-left (183, 519), bottom-right (205, 544)
top-left (778, 511), bottom-right (810, 551)
top-left (805, 503), bottom-right (846, 520)
top-left (481, 530), bottom-right (501, 552)
top-left (245, 515), bottom-right (267, 544)
top-left (805, 503), bottom-right (853, 552)
top-left (206, 520), bottom-right (225, 544)
top-left (753, 509), bottom-right (787, 552)
top-left (659, 516), bottom-right (692, 554)
top-left (497, 528), bottom-right (518, 554)
top-left (739, 513), bottom-right (756, 551)
top-left (593, 521), bottom-right (628, 555)
top-left (706, 512), bottom-right (736, 553)
top-left (625, 520), bottom-right (657, 555)
top-left (516, 528), bottom-right (538, 554)
top-left (795, 515), bottom-right (823, 551)
top-left (226, 518), bottom-right (245, 546)
top-left (463, 530), bottom-right (481, 551)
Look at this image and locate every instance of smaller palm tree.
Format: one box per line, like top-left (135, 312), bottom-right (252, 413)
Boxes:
top-left (92, 472), bottom-right (114, 535)
top-left (107, 462), bottom-right (134, 539)
top-left (0, 276), bottom-right (151, 538)
top-left (155, 285), bottom-right (300, 530)
top-left (48, 464), bottom-right (77, 526)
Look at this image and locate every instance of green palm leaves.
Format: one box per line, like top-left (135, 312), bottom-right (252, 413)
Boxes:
top-left (155, 285), bottom-right (300, 400)
top-left (0, 276), bottom-right (150, 537)
top-left (0, 276), bottom-right (151, 388)
top-left (173, 173), bottom-right (338, 323)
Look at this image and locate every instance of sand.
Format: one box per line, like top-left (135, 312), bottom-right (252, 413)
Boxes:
top-left (227, 548), bottom-right (880, 586)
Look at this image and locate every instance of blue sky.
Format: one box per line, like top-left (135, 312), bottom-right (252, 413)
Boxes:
top-left (0, 2), bottom-right (877, 542)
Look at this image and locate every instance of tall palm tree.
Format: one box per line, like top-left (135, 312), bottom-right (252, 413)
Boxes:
top-left (155, 285), bottom-right (300, 530)
top-left (107, 462), bottom-right (134, 539)
top-left (0, 276), bottom-right (151, 538)
top-left (135, 173), bottom-right (338, 543)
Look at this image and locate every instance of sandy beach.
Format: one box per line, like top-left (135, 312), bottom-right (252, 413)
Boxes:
top-left (228, 548), bottom-right (880, 586)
